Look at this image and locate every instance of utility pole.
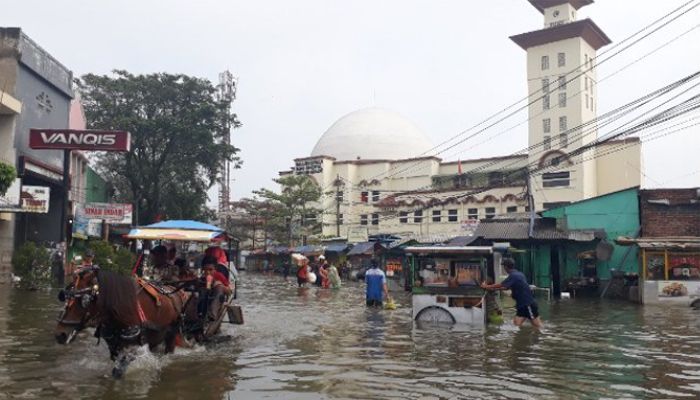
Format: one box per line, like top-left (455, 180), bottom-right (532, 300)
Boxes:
top-left (335, 174), bottom-right (341, 237)
top-left (526, 169), bottom-right (535, 238)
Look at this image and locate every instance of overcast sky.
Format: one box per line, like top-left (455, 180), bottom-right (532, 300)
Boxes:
top-left (4, 0), bottom-right (699, 204)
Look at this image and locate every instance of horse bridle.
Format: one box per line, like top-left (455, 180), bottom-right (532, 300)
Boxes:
top-left (57, 266), bottom-right (100, 330)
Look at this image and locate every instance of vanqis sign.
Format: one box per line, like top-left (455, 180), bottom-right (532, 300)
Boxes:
top-left (29, 129), bottom-right (131, 151)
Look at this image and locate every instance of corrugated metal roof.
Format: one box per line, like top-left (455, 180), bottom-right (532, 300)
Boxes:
top-left (474, 219), bottom-right (599, 242)
top-left (447, 236), bottom-right (479, 247)
top-left (347, 242), bottom-right (384, 256)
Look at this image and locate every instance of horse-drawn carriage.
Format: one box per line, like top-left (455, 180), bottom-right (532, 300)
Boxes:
top-left (54, 220), bottom-right (243, 378)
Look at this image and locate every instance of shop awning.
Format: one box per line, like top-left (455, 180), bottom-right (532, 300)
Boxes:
top-left (404, 246), bottom-right (493, 255)
top-left (616, 236), bottom-right (700, 250)
top-left (269, 245), bottom-right (292, 255)
top-left (125, 228), bottom-right (226, 242)
top-left (325, 243), bottom-right (350, 253)
top-left (347, 242), bottom-right (384, 256)
top-left (292, 245), bottom-right (324, 256)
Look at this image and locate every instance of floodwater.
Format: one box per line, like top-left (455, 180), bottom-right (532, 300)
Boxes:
top-left (1, 272), bottom-right (699, 400)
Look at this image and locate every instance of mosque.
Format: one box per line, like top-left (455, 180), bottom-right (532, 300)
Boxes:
top-left (280, 0), bottom-right (642, 240)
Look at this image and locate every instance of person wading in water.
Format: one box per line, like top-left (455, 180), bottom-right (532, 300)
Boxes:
top-left (481, 258), bottom-right (543, 329)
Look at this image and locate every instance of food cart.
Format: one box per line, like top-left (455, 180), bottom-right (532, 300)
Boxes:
top-left (405, 245), bottom-right (506, 326)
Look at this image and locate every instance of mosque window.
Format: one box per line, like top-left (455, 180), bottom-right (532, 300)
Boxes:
top-left (371, 213), bottom-right (379, 225)
top-left (560, 133), bottom-right (568, 148)
top-left (399, 211), bottom-right (408, 224)
top-left (543, 118), bottom-right (551, 133)
top-left (414, 210), bottom-right (423, 223)
top-left (467, 208), bottom-right (478, 220)
top-left (448, 209), bottom-right (459, 222)
top-left (541, 78), bottom-right (550, 93)
top-left (485, 207), bottom-right (496, 219)
top-left (543, 135), bottom-right (551, 150)
top-left (541, 55), bottom-right (549, 70)
top-left (432, 210), bottom-right (441, 223)
top-left (336, 191), bottom-right (343, 203)
top-left (559, 116), bottom-right (567, 132)
top-left (507, 206), bottom-right (518, 213)
top-left (558, 52), bottom-right (566, 67)
top-left (372, 191), bottom-right (380, 202)
top-left (543, 95), bottom-right (550, 110)
top-left (558, 93), bottom-right (567, 108)
top-left (558, 76), bottom-right (566, 90)
top-left (585, 76), bottom-right (588, 91)
top-left (585, 94), bottom-right (589, 109)
top-left (542, 171), bottom-right (571, 187)
top-left (360, 214), bottom-right (368, 225)
top-left (360, 191), bottom-right (368, 203)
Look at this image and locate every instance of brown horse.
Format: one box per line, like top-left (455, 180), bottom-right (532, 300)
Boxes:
top-left (55, 267), bottom-right (189, 378)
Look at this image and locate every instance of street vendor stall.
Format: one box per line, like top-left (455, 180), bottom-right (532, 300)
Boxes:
top-left (617, 237), bottom-right (700, 306)
top-left (405, 245), bottom-right (505, 326)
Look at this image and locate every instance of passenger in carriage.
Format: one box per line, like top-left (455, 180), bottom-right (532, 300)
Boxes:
top-left (150, 245), bottom-right (179, 282)
top-left (199, 256), bottom-right (232, 321)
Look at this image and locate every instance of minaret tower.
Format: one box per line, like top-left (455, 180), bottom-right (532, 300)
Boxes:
top-left (510, 0), bottom-right (611, 210)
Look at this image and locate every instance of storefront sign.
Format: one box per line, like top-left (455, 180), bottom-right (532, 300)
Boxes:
top-left (0, 181), bottom-right (50, 213)
top-left (82, 203), bottom-right (133, 224)
top-left (72, 207), bottom-right (103, 239)
top-left (347, 227), bottom-right (368, 243)
top-left (29, 129), bottom-right (131, 152)
top-left (20, 186), bottom-right (50, 213)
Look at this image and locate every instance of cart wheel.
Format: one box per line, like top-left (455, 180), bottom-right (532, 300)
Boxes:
top-left (415, 306), bottom-right (456, 324)
top-left (691, 298), bottom-right (700, 309)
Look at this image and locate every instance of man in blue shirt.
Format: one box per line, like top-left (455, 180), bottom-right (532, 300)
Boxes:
top-left (482, 258), bottom-right (543, 328)
top-left (365, 260), bottom-right (388, 307)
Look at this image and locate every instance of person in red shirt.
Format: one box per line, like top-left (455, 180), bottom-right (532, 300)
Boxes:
top-left (293, 254), bottom-right (310, 287)
top-left (199, 256), bottom-right (231, 321)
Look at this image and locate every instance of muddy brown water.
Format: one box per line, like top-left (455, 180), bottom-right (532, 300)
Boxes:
top-left (1, 272), bottom-right (699, 399)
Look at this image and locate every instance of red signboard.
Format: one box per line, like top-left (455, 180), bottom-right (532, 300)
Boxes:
top-left (29, 129), bottom-right (131, 151)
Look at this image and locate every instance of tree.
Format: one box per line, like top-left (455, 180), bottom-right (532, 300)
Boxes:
top-left (224, 198), bottom-right (288, 250)
top-left (78, 70), bottom-right (241, 224)
top-left (254, 175), bottom-right (323, 246)
top-left (0, 161), bottom-right (16, 196)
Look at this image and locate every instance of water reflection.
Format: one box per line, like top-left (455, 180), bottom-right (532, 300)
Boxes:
top-left (0, 273), bottom-right (699, 399)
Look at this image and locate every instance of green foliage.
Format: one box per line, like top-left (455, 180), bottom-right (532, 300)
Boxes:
top-left (77, 70), bottom-right (242, 224)
top-left (253, 175), bottom-right (323, 246)
top-left (87, 241), bottom-right (134, 276)
top-left (12, 242), bottom-right (51, 289)
top-left (0, 161), bottom-right (16, 196)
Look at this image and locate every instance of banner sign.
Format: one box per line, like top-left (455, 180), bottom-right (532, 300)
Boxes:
top-left (20, 186), bottom-right (50, 213)
top-left (0, 181), bottom-right (50, 213)
top-left (29, 129), bottom-right (131, 152)
top-left (82, 203), bottom-right (133, 224)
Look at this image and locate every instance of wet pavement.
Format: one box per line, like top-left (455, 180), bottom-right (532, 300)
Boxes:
top-left (1, 272), bottom-right (699, 399)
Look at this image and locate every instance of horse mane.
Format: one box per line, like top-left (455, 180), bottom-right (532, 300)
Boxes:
top-left (96, 270), bottom-right (140, 327)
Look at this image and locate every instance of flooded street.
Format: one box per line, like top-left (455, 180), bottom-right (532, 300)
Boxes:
top-left (1, 272), bottom-right (700, 399)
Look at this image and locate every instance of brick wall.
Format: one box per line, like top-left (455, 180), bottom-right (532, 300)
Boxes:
top-left (640, 189), bottom-right (700, 237)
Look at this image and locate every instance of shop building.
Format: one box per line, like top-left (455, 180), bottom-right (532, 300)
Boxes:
top-left (617, 188), bottom-right (700, 306)
top-left (0, 28), bottom-right (74, 283)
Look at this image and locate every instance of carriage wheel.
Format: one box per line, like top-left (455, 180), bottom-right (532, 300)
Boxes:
top-left (415, 306), bottom-right (456, 324)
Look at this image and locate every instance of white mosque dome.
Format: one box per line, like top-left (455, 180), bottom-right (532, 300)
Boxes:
top-left (310, 107), bottom-right (433, 161)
